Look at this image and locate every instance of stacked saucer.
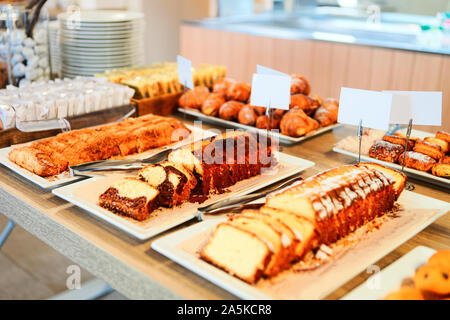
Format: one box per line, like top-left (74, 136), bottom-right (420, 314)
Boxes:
top-left (58, 10), bottom-right (144, 78)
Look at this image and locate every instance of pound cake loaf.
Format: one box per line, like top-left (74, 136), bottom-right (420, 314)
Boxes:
top-left (201, 163), bottom-right (406, 283)
top-left (99, 131), bottom-right (275, 221)
top-left (168, 131), bottom-right (274, 195)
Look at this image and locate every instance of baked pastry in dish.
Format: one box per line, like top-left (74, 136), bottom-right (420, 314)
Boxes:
top-left (313, 98), bottom-right (339, 127)
top-left (424, 137), bottom-right (449, 154)
top-left (289, 94), bottom-right (320, 116)
top-left (99, 131), bottom-right (275, 221)
top-left (201, 163), bottom-right (406, 283)
top-left (369, 140), bottom-right (405, 163)
top-left (178, 86), bottom-right (210, 109)
top-left (383, 134), bottom-right (415, 151)
top-left (432, 156), bottom-right (450, 177)
top-left (435, 131), bottom-right (450, 143)
top-left (226, 82), bottom-right (251, 102)
top-left (413, 140), bottom-right (444, 161)
top-left (290, 74), bottom-right (310, 95)
top-left (201, 93), bottom-right (226, 116)
top-left (398, 151), bottom-right (436, 172)
top-left (179, 73), bottom-right (339, 138)
top-left (8, 114), bottom-right (190, 177)
top-left (280, 107), bottom-right (319, 137)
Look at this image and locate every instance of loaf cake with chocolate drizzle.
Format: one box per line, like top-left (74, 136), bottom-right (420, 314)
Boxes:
top-left (99, 131), bottom-right (275, 221)
top-left (200, 163), bottom-right (406, 283)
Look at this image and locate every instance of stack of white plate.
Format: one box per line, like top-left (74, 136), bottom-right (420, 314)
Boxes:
top-left (58, 10), bottom-right (144, 78)
top-left (48, 20), bottom-right (61, 77)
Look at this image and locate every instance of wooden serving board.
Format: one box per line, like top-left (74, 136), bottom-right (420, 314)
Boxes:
top-left (151, 191), bottom-right (450, 300)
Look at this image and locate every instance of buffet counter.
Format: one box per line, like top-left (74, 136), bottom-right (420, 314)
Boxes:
top-left (185, 10), bottom-right (450, 55)
top-left (180, 12), bottom-right (450, 133)
top-left (0, 116), bottom-right (448, 299)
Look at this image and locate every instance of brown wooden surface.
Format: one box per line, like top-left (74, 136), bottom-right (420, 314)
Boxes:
top-left (180, 24), bottom-right (450, 133)
top-left (0, 113), bottom-right (448, 300)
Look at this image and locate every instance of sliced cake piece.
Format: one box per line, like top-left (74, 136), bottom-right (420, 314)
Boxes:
top-left (99, 177), bottom-right (159, 221)
top-left (200, 223), bottom-right (271, 283)
top-left (138, 162), bottom-right (190, 207)
top-left (227, 216), bottom-right (286, 277)
top-left (259, 206), bottom-right (317, 260)
top-left (168, 131), bottom-right (272, 195)
top-left (241, 209), bottom-right (297, 268)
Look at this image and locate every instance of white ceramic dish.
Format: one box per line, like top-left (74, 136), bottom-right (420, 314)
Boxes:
top-left (151, 191), bottom-right (450, 299)
top-left (52, 153), bottom-right (315, 240)
top-left (342, 246), bottom-right (436, 300)
top-left (179, 107), bottom-right (341, 145)
top-left (333, 128), bottom-right (449, 188)
top-left (0, 124), bottom-right (214, 189)
top-left (58, 11), bottom-right (144, 23)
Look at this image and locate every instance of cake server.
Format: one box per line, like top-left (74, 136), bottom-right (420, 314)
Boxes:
top-left (197, 175), bottom-right (303, 220)
top-left (69, 148), bottom-right (172, 176)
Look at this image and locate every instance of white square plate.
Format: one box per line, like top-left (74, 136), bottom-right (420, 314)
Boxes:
top-left (151, 191), bottom-right (449, 299)
top-left (0, 124), bottom-right (216, 189)
top-left (52, 153), bottom-right (315, 240)
top-left (179, 108), bottom-right (341, 145)
top-left (333, 128), bottom-right (450, 189)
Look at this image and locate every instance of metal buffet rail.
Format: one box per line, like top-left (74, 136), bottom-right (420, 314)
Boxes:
top-left (0, 115), bottom-right (448, 299)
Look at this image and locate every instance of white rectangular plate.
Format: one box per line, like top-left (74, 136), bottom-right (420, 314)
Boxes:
top-left (333, 147), bottom-right (450, 189)
top-left (52, 153), bottom-right (314, 240)
top-left (342, 246), bottom-right (436, 300)
top-left (151, 191), bottom-right (450, 299)
top-left (179, 108), bottom-right (341, 145)
top-left (0, 124), bottom-right (216, 189)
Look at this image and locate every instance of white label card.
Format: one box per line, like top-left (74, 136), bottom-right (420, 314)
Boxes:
top-left (250, 74), bottom-right (291, 110)
top-left (385, 91), bottom-right (442, 126)
top-left (338, 87), bottom-right (392, 131)
top-left (177, 55), bottom-right (193, 90)
top-left (256, 65), bottom-right (290, 78)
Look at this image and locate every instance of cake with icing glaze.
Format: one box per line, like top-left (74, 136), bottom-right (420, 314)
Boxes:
top-left (201, 163), bottom-right (406, 283)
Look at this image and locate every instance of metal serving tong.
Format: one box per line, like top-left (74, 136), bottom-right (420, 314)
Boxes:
top-left (69, 134), bottom-right (217, 176)
top-left (197, 175), bottom-right (304, 221)
top-left (69, 148), bottom-right (172, 176)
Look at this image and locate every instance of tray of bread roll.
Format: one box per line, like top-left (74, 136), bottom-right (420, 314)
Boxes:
top-left (0, 114), bottom-right (216, 189)
top-left (52, 131), bottom-right (315, 239)
top-left (151, 163), bottom-right (450, 299)
top-left (177, 74), bottom-right (341, 145)
top-left (333, 128), bottom-right (450, 188)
